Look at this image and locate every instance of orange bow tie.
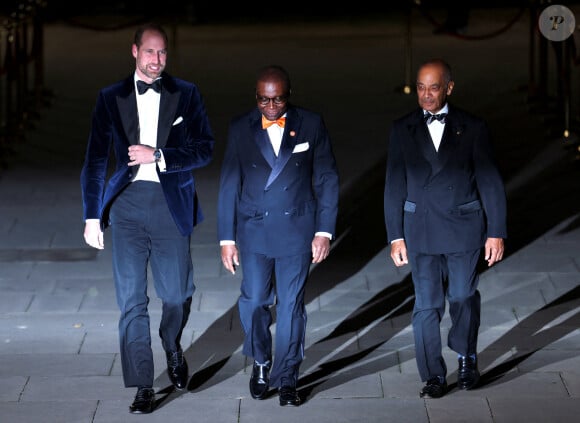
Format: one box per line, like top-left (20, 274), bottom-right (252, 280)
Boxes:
top-left (262, 116), bottom-right (286, 129)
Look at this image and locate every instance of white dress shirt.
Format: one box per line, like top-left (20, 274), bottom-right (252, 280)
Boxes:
top-left (133, 74), bottom-right (162, 182)
top-left (265, 115), bottom-right (285, 156)
top-left (424, 104), bottom-right (449, 152)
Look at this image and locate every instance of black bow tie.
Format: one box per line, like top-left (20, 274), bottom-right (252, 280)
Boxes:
top-left (424, 113), bottom-right (447, 124)
top-left (137, 79), bottom-right (162, 95)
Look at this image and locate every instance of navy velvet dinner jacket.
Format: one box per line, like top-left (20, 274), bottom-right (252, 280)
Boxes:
top-left (80, 72), bottom-right (214, 236)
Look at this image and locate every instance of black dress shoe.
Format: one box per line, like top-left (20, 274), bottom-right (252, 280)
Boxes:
top-left (457, 355), bottom-right (480, 390)
top-left (249, 361), bottom-right (270, 399)
top-left (419, 377), bottom-right (447, 399)
top-left (279, 385), bottom-right (301, 407)
top-left (129, 387), bottom-right (155, 414)
top-left (166, 349), bottom-right (188, 390)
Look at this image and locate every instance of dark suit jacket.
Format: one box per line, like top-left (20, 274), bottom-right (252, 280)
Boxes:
top-left (80, 72), bottom-right (214, 236)
top-left (384, 104), bottom-right (507, 254)
top-left (217, 105), bottom-right (339, 257)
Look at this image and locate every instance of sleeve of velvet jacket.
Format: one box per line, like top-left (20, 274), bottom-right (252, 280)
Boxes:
top-left (80, 90), bottom-right (113, 221)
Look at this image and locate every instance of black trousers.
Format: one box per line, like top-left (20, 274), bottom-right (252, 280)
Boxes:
top-left (109, 181), bottom-right (194, 388)
top-left (409, 248), bottom-right (481, 382)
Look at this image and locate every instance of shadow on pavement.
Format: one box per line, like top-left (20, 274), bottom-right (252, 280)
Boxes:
top-left (152, 77), bottom-right (580, 406)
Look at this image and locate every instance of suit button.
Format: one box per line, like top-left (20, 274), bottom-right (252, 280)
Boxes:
top-left (264, 211), bottom-right (269, 216)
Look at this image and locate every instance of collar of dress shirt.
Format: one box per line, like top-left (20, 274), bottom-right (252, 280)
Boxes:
top-left (423, 103), bottom-right (449, 117)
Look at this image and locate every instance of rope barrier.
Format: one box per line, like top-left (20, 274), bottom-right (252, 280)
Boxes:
top-left (417, 5), bottom-right (527, 41)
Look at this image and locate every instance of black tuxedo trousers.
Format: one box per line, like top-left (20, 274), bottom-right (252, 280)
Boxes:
top-left (109, 181), bottom-right (194, 387)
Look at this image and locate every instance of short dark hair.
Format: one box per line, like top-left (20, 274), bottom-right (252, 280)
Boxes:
top-left (133, 23), bottom-right (168, 48)
top-left (256, 65), bottom-right (292, 95)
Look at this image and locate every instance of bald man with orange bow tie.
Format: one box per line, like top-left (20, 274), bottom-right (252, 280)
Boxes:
top-left (217, 65), bottom-right (339, 407)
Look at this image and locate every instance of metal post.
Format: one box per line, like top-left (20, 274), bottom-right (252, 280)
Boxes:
top-left (32, 4), bottom-right (44, 111)
top-left (528, 1), bottom-right (537, 99)
top-left (403, 2), bottom-right (413, 95)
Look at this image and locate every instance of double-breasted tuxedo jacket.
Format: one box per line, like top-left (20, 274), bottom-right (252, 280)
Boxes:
top-left (384, 105), bottom-right (507, 253)
top-left (217, 105), bottom-right (339, 257)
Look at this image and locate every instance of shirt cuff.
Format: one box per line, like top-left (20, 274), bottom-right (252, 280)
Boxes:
top-left (156, 149), bottom-right (167, 172)
top-left (220, 240), bottom-right (235, 246)
top-left (315, 231), bottom-right (332, 240)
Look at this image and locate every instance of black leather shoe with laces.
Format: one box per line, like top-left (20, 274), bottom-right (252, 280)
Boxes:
top-left (166, 349), bottom-right (189, 390)
top-left (279, 385), bottom-right (301, 406)
top-left (129, 387), bottom-right (155, 414)
top-left (249, 361), bottom-right (270, 399)
top-left (457, 355), bottom-right (480, 390)
top-left (419, 377), bottom-right (447, 399)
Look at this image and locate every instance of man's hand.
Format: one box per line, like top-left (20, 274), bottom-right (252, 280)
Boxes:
top-left (484, 237), bottom-right (504, 267)
top-left (84, 219), bottom-right (104, 250)
top-left (128, 145), bottom-right (156, 166)
top-left (390, 239), bottom-right (408, 267)
top-left (311, 235), bottom-right (330, 264)
top-left (221, 244), bottom-right (240, 275)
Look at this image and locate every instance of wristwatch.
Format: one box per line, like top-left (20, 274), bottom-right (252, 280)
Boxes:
top-left (153, 149), bottom-right (161, 162)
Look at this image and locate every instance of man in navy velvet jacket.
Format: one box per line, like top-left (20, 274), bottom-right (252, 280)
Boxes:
top-left (80, 23), bottom-right (214, 414)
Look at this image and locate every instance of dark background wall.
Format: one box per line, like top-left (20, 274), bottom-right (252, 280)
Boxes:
top-left (28, 1), bottom-right (580, 24)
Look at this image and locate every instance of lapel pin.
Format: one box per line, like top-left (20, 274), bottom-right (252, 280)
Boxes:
top-left (290, 131), bottom-right (296, 137)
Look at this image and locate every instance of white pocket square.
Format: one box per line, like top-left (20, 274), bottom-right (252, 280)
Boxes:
top-left (172, 116), bottom-right (183, 126)
top-left (292, 142), bottom-right (309, 153)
